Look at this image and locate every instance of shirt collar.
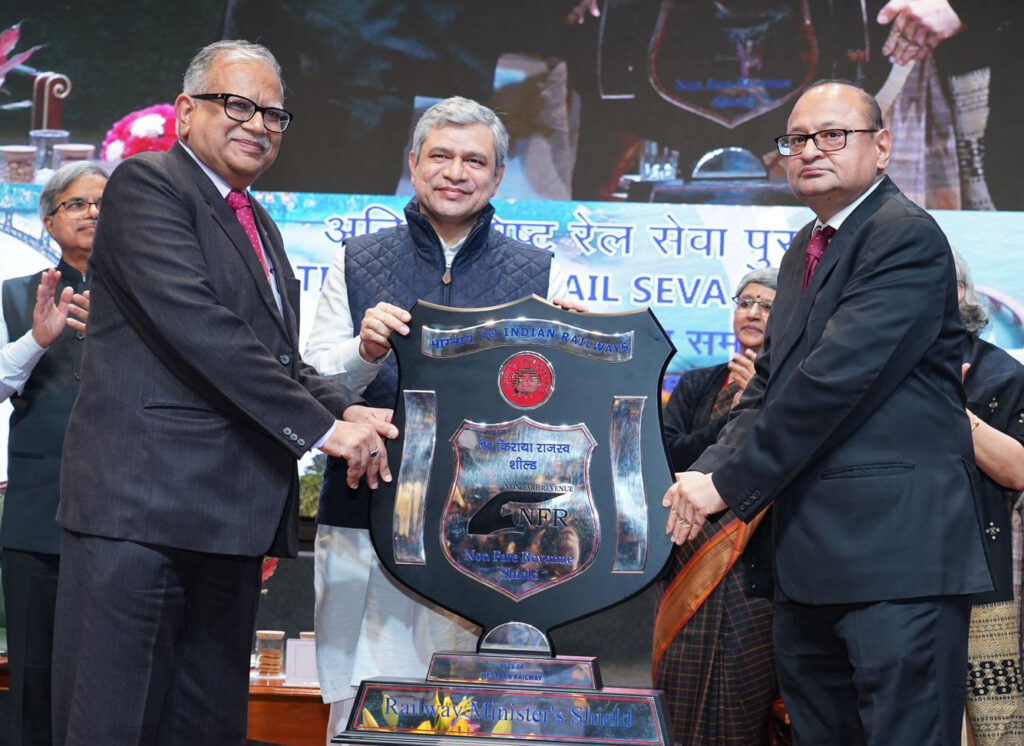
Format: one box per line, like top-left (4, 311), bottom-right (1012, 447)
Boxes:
top-left (178, 140), bottom-right (242, 199)
top-left (815, 176), bottom-right (884, 233)
top-left (442, 232), bottom-right (471, 266)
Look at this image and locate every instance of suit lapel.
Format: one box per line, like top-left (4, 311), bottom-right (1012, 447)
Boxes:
top-left (768, 177), bottom-right (898, 373)
top-left (764, 222), bottom-right (813, 373)
top-left (251, 198), bottom-right (300, 337)
top-left (169, 145), bottom-right (292, 340)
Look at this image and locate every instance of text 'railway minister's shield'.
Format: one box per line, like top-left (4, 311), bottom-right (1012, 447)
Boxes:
top-left (369, 296), bottom-right (676, 639)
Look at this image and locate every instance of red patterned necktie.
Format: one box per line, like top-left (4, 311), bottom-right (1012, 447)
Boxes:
top-left (802, 225), bottom-right (836, 292)
top-left (225, 189), bottom-right (270, 277)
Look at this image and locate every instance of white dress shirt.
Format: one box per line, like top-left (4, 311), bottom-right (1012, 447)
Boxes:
top-left (0, 282), bottom-right (48, 401)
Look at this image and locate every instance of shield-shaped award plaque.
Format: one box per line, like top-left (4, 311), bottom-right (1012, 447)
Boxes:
top-left (339, 296), bottom-right (676, 746)
top-left (648, 0), bottom-right (818, 129)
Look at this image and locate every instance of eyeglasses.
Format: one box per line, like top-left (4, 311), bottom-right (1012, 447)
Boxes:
top-left (191, 93), bottom-right (293, 133)
top-left (49, 198), bottom-right (102, 217)
top-left (774, 128), bottom-right (879, 156)
top-left (733, 295), bottom-right (773, 313)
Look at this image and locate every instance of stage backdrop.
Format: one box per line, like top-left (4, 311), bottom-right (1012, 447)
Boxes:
top-left (2, 1), bottom-right (1023, 208)
top-left (2, 183), bottom-right (1023, 481)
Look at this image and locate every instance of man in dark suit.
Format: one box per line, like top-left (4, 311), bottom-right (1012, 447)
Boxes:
top-left (663, 79), bottom-right (992, 745)
top-left (51, 40), bottom-right (396, 745)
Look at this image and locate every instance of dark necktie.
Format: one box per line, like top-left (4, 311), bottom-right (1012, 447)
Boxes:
top-left (802, 225), bottom-right (836, 292)
top-left (226, 189), bottom-right (270, 277)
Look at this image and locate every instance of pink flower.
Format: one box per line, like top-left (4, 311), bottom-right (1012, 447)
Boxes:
top-left (101, 103), bottom-right (176, 162)
top-left (261, 557), bottom-right (279, 584)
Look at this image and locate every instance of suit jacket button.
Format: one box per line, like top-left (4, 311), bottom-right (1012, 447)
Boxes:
top-left (73, 370), bottom-right (82, 380)
top-left (298, 438), bottom-right (306, 447)
top-left (284, 427), bottom-right (293, 436)
top-left (279, 354), bottom-right (291, 365)
top-left (289, 433), bottom-right (298, 442)
top-left (76, 332), bottom-right (86, 340)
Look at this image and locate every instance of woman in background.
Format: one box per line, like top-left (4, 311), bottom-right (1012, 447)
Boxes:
top-left (955, 250), bottom-right (1024, 746)
top-left (654, 267), bottom-right (778, 746)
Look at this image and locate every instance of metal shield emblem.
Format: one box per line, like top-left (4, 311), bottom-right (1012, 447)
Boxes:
top-left (647, 0), bottom-right (818, 129)
top-left (370, 296), bottom-right (675, 642)
top-left (498, 352), bottom-right (555, 409)
top-left (443, 417), bottom-right (598, 600)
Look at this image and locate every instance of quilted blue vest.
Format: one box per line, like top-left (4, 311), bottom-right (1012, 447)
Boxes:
top-left (318, 199), bottom-right (552, 528)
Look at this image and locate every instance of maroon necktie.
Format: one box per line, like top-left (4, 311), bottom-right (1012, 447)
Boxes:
top-left (226, 189), bottom-right (270, 277)
top-left (802, 225), bottom-right (836, 292)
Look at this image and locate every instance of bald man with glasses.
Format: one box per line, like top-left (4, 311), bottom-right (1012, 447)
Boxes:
top-left (664, 79), bottom-right (992, 745)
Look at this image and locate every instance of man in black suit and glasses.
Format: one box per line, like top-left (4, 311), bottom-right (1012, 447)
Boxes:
top-left (664, 80), bottom-right (991, 745)
top-left (51, 40), bottom-right (396, 745)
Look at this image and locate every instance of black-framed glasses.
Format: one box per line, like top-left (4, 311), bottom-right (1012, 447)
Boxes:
top-left (48, 198), bottom-right (102, 217)
top-left (774, 128), bottom-right (878, 156)
top-left (191, 93), bottom-right (293, 133)
top-left (733, 295), bottom-right (773, 313)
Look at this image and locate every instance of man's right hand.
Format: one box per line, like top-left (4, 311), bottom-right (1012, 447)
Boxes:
top-left (358, 302), bottom-right (412, 363)
top-left (31, 269), bottom-right (73, 348)
top-left (877, 0), bottom-right (964, 64)
top-left (319, 411), bottom-right (398, 490)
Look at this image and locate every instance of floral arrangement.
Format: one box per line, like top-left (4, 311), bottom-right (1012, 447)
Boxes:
top-left (101, 103), bottom-right (176, 161)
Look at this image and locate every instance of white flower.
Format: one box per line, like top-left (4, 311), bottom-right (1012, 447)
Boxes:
top-left (105, 140), bottom-right (125, 161)
top-left (129, 113), bottom-right (167, 139)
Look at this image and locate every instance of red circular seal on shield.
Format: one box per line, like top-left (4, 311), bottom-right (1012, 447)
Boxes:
top-left (498, 352), bottom-right (554, 409)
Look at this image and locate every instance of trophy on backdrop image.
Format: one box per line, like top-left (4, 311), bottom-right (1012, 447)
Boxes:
top-left (336, 295), bottom-right (676, 746)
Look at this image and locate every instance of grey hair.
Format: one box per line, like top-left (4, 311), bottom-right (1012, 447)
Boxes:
top-left (411, 96), bottom-right (509, 173)
top-left (735, 267), bottom-right (779, 296)
top-left (182, 40), bottom-right (283, 95)
top-left (952, 248), bottom-right (990, 334)
top-left (39, 162), bottom-right (108, 220)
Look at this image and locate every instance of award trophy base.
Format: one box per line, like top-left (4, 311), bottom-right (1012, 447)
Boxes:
top-left (332, 624), bottom-right (669, 745)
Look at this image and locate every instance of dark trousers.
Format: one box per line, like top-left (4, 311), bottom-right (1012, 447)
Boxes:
top-left (774, 596), bottom-right (971, 746)
top-left (2, 548), bottom-right (60, 746)
top-left (51, 530), bottom-right (262, 746)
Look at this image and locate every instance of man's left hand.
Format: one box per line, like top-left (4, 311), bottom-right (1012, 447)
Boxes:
top-left (662, 471), bottom-right (727, 545)
top-left (343, 404), bottom-right (394, 427)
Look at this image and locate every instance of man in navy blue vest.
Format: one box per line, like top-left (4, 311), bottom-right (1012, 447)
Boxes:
top-left (0, 162), bottom-right (104, 745)
top-left (304, 96), bottom-right (567, 736)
